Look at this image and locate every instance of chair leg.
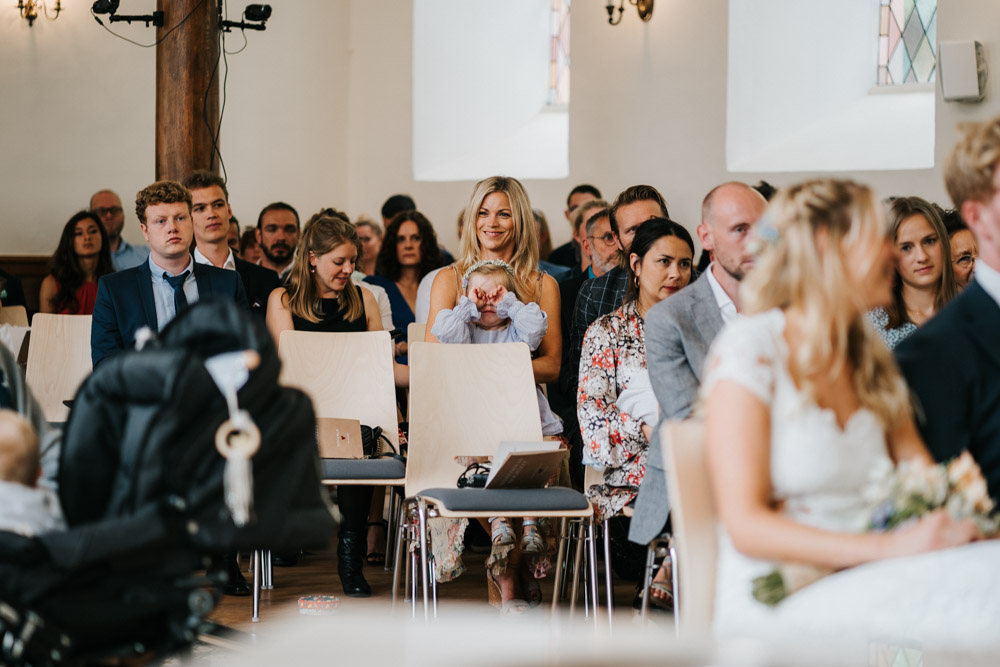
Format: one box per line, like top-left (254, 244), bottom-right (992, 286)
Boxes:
top-left (263, 550), bottom-right (273, 590)
top-left (568, 520), bottom-right (585, 619)
top-left (550, 517), bottom-right (568, 614)
top-left (586, 519), bottom-right (601, 628)
top-left (391, 501), bottom-right (408, 610)
top-left (603, 518), bottom-right (614, 627)
top-left (430, 554), bottom-right (439, 619)
top-left (416, 499), bottom-right (431, 622)
top-left (640, 540), bottom-right (656, 624)
top-left (385, 490), bottom-right (398, 572)
top-left (251, 550), bottom-right (261, 623)
top-left (669, 536), bottom-right (680, 636)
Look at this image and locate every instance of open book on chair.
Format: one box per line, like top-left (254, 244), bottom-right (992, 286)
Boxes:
top-left (485, 440), bottom-right (567, 489)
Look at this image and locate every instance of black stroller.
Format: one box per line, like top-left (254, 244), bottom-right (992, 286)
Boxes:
top-left (0, 300), bottom-right (336, 665)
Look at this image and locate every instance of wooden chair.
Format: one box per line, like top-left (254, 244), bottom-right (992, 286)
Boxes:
top-left (0, 305), bottom-right (29, 327)
top-left (406, 322), bottom-right (425, 347)
top-left (263, 330), bottom-right (404, 620)
top-left (661, 419), bottom-right (716, 635)
top-left (393, 341), bottom-right (597, 620)
top-left (25, 314), bottom-right (93, 423)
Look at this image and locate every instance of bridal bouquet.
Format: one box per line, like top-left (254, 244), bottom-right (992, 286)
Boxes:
top-left (751, 452), bottom-right (998, 606)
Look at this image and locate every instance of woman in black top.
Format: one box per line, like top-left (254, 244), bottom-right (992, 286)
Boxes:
top-left (266, 214), bottom-right (407, 598)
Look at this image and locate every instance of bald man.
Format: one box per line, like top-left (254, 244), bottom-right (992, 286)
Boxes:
top-left (90, 189), bottom-right (150, 270)
top-left (630, 182), bottom-right (768, 548)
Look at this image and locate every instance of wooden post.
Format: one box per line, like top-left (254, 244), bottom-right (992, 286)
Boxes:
top-left (155, 0), bottom-right (220, 181)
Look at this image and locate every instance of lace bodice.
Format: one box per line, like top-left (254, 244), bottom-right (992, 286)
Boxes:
top-left (702, 309), bottom-right (891, 530)
top-left (702, 309), bottom-right (1000, 653)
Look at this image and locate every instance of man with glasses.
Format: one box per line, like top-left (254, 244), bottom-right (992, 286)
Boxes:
top-left (90, 189), bottom-right (150, 270)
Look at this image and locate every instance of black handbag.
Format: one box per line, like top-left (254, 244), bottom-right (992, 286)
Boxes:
top-left (360, 424), bottom-right (405, 463)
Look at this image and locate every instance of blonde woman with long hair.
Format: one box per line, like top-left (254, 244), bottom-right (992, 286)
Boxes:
top-left (426, 176), bottom-right (561, 383)
top-left (266, 215), bottom-right (406, 600)
top-left (424, 176), bottom-right (563, 612)
top-left (704, 179), bottom-right (1000, 653)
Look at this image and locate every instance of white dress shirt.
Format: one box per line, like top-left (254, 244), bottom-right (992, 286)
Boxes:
top-left (706, 262), bottom-right (738, 323)
top-left (148, 255), bottom-right (198, 331)
top-left (194, 246), bottom-right (236, 271)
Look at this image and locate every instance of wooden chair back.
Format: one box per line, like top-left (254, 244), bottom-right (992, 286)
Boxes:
top-left (278, 330), bottom-right (398, 447)
top-left (407, 322), bottom-right (426, 347)
top-left (405, 341), bottom-right (542, 497)
top-left (0, 306), bottom-right (29, 327)
top-left (25, 314), bottom-right (93, 422)
top-left (661, 419), bottom-right (717, 634)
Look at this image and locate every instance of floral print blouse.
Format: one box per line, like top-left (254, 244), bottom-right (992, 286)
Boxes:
top-left (577, 299), bottom-right (649, 522)
top-left (866, 306), bottom-right (917, 350)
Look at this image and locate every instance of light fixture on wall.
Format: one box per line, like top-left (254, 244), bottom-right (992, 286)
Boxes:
top-left (17, 0), bottom-right (62, 27)
top-left (606, 0), bottom-right (653, 26)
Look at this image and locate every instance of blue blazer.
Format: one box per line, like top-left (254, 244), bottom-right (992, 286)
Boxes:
top-left (91, 260), bottom-right (249, 367)
top-left (895, 280), bottom-right (1000, 501)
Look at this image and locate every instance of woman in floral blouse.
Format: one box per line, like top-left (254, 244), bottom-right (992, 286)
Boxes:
top-left (578, 218), bottom-right (694, 522)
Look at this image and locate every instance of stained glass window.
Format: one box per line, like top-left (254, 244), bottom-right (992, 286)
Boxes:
top-left (878, 0), bottom-right (937, 85)
top-left (548, 0), bottom-right (570, 106)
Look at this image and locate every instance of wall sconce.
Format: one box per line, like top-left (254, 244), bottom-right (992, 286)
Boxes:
top-left (606, 0), bottom-right (653, 26)
top-left (18, 0), bottom-right (62, 27)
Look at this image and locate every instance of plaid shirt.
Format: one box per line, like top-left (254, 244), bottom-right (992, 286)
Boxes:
top-left (563, 267), bottom-right (628, 397)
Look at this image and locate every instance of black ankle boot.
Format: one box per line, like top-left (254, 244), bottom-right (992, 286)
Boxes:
top-left (337, 530), bottom-right (372, 598)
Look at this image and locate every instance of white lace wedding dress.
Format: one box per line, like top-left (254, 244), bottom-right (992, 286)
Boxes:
top-left (703, 309), bottom-right (1000, 655)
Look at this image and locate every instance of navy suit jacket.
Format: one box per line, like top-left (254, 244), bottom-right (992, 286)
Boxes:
top-left (91, 260), bottom-right (249, 367)
top-left (895, 280), bottom-right (1000, 501)
top-left (234, 257), bottom-right (280, 321)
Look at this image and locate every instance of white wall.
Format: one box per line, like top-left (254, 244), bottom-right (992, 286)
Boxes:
top-left (3, 0), bottom-right (999, 257)
top-left (727, 0), bottom-right (935, 172)
top-left (0, 0), bottom-right (349, 254)
top-left (413, 0), bottom-right (567, 181)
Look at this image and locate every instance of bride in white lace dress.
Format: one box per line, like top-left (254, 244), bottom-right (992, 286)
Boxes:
top-left (703, 179), bottom-right (1000, 656)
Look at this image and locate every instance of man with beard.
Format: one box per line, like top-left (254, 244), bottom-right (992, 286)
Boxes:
top-left (628, 182), bottom-right (767, 604)
top-left (255, 202), bottom-right (300, 281)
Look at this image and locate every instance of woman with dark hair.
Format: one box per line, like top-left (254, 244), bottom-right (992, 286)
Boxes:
top-left (365, 210), bottom-right (443, 363)
top-left (578, 218), bottom-right (694, 522)
top-left (266, 215), bottom-right (407, 599)
top-left (39, 211), bottom-right (114, 315)
top-left (867, 196), bottom-right (959, 349)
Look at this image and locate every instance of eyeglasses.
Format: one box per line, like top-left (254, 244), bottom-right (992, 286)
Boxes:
top-left (94, 206), bottom-right (123, 217)
top-left (955, 253), bottom-right (977, 268)
top-left (588, 232), bottom-right (617, 246)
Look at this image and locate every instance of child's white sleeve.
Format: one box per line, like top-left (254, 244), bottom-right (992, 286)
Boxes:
top-left (430, 296), bottom-right (478, 344)
top-left (496, 292), bottom-right (547, 351)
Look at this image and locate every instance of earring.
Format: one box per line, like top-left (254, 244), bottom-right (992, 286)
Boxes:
top-left (309, 264), bottom-right (316, 273)
top-left (634, 275), bottom-right (639, 288)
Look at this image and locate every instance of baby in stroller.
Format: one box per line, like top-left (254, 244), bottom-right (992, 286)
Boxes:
top-left (0, 410), bottom-right (64, 537)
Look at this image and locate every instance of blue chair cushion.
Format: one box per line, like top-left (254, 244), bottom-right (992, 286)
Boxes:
top-left (416, 487), bottom-right (589, 513)
top-left (320, 457), bottom-right (405, 480)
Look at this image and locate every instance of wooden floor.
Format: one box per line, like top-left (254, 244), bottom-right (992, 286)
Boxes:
top-left (209, 536), bottom-right (649, 633)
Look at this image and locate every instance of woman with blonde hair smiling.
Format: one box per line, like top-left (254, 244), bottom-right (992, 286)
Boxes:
top-left (867, 196), bottom-right (959, 349)
top-left (703, 178), bottom-right (1000, 653)
top-left (425, 176), bottom-right (562, 612)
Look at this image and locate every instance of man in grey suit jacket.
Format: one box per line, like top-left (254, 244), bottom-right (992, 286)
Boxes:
top-left (630, 183), bottom-right (767, 550)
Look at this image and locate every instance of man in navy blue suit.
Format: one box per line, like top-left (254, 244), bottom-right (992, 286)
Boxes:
top-left (182, 170), bottom-right (279, 323)
top-left (897, 115), bottom-right (1000, 501)
top-left (91, 180), bottom-right (249, 367)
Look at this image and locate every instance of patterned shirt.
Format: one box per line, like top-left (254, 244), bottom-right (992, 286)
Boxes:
top-left (577, 299), bottom-right (648, 521)
top-left (867, 306), bottom-right (917, 350)
top-left (566, 267), bottom-right (628, 404)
